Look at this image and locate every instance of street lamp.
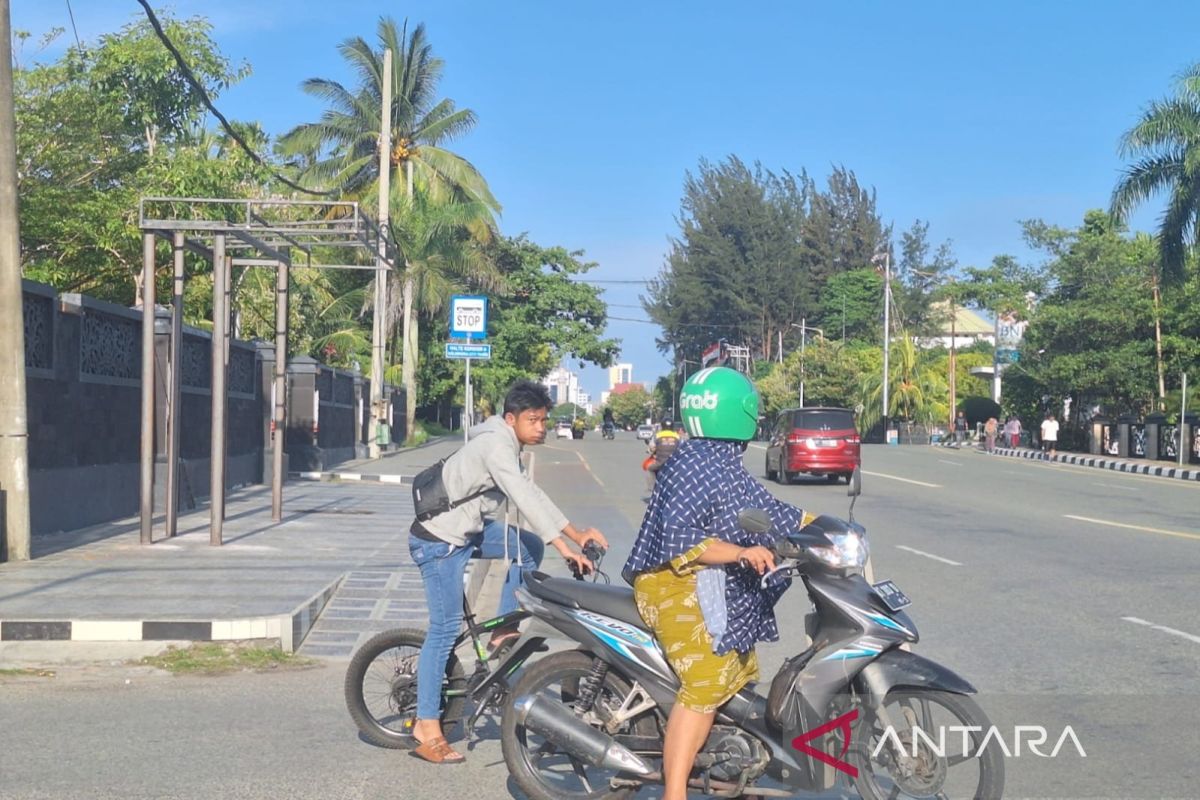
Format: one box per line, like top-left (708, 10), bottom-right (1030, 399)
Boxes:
top-left (789, 318), bottom-right (825, 408)
top-left (871, 249), bottom-right (892, 439)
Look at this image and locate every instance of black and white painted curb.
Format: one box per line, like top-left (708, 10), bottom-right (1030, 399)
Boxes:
top-left (289, 471), bottom-right (411, 485)
top-left (0, 576), bottom-right (342, 653)
top-left (992, 447), bottom-right (1200, 482)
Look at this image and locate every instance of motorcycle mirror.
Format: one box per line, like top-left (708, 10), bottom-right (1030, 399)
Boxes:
top-left (847, 468), bottom-right (862, 498)
top-left (737, 508), bottom-right (772, 534)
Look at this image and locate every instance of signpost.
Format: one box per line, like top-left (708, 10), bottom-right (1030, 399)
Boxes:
top-left (449, 296), bottom-right (489, 441)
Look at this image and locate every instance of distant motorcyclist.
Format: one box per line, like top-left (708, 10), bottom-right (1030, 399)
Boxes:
top-left (602, 407), bottom-right (616, 438)
top-left (646, 419), bottom-right (681, 473)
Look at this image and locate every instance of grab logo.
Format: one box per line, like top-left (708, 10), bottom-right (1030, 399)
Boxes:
top-left (680, 390), bottom-right (719, 411)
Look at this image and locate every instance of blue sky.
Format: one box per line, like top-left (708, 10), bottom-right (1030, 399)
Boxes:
top-left (14, 0), bottom-right (1199, 400)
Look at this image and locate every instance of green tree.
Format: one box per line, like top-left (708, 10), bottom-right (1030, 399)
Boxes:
top-left (817, 268), bottom-right (883, 343)
top-left (1111, 63), bottom-right (1200, 283)
top-left (16, 17), bottom-right (253, 305)
top-left (856, 337), bottom-right (949, 433)
top-left (607, 387), bottom-right (654, 428)
top-left (279, 17), bottom-right (499, 441)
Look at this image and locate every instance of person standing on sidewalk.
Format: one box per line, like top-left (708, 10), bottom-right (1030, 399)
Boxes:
top-left (408, 380), bottom-right (608, 764)
top-left (1004, 416), bottom-right (1022, 448)
top-left (953, 410), bottom-right (968, 448)
top-left (1040, 412), bottom-right (1059, 458)
top-left (984, 416), bottom-right (998, 453)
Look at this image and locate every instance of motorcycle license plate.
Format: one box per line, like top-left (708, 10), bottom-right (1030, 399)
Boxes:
top-left (872, 580), bottom-right (912, 612)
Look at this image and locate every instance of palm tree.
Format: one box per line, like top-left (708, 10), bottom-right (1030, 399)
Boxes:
top-left (279, 17), bottom-right (499, 440)
top-left (856, 337), bottom-right (948, 435)
top-left (1111, 63), bottom-right (1200, 284)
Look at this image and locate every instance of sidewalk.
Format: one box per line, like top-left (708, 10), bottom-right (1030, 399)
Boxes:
top-left (289, 435), bottom-right (463, 482)
top-left (987, 443), bottom-right (1200, 482)
top-left (0, 438), bottom-right (465, 663)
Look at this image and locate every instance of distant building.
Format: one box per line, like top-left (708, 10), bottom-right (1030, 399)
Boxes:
top-left (576, 391), bottom-right (593, 415)
top-left (543, 366), bottom-right (580, 408)
top-left (920, 303), bottom-right (995, 349)
top-left (608, 363), bottom-right (633, 389)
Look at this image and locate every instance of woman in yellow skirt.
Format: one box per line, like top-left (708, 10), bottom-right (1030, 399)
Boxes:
top-left (623, 367), bottom-right (810, 800)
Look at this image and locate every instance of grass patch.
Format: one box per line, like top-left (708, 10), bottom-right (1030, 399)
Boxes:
top-left (0, 667), bottom-right (56, 678)
top-left (140, 642), bottom-right (315, 675)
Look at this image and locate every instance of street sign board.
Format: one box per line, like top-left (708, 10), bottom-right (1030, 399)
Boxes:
top-left (445, 343), bottom-right (492, 360)
top-left (996, 348), bottom-right (1019, 364)
top-left (449, 295), bottom-right (488, 340)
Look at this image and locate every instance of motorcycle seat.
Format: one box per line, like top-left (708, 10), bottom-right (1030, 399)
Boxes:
top-left (525, 572), bottom-right (650, 632)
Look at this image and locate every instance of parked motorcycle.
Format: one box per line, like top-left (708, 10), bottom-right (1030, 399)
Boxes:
top-left (500, 470), bottom-right (1003, 799)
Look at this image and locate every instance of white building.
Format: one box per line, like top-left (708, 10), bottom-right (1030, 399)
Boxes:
top-left (576, 391), bottom-right (593, 415)
top-left (608, 363), bottom-right (633, 389)
top-left (543, 365), bottom-right (581, 408)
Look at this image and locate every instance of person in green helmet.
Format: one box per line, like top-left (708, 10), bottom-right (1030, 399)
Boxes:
top-left (623, 366), bottom-right (815, 800)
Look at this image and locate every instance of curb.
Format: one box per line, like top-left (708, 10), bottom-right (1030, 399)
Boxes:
top-left (0, 575), bottom-right (344, 654)
top-left (991, 447), bottom-right (1200, 482)
top-left (289, 471), bottom-right (411, 485)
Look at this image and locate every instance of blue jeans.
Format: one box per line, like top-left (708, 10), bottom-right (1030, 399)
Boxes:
top-left (409, 520), bottom-right (546, 720)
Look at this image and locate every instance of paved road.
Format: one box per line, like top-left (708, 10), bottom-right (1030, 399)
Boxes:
top-left (3, 433), bottom-right (1197, 798)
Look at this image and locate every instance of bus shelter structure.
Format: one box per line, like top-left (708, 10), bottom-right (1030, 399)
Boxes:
top-left (137, 198), bottom-right (394, 546)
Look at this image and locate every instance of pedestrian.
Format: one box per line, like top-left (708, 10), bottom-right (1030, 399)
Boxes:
top-left (984, 416), bottom-right (998, 453)
top-left (953, 410), bottom-right (968, 448)
top-left (1004, 416), bottom-right (1022, 449)
top-left (407, 380), bottom-right (608, 764)
top-left (624, 367), bottom-right (814, 800)
top-left (1040, 412), bottom-right (1059, 459)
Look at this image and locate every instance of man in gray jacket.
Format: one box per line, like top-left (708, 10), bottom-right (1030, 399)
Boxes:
top-left (409, 380), bottom-right (607, 764)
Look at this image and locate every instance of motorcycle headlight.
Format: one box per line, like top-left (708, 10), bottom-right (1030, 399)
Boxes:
top-left (810, 531), bottom-right (869, 572)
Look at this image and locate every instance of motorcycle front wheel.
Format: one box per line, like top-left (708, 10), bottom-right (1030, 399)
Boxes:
top-left (501, 650), bottom-right (659, 800)
top-left (851, 688), bottom-right (1005, 800)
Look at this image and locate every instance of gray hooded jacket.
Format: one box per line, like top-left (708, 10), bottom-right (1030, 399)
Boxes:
top-left (417, 415), bottom-right (569, 547)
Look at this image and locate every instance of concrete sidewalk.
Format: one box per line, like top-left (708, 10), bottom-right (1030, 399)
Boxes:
top-left (985, 444), bottom-right (1200, 482)
top-left (289, 435), bottom-right (463, 483)
top-left (0, 440), bottom-right (466, 663)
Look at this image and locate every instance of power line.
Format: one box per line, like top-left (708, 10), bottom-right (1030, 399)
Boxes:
top-left (64, 0), bottom-right (83, 54)
top-left (134, 0), bottom-right (334, 197)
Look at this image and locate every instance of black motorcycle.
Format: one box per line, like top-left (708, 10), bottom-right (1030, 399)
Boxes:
top-left (602, 422), bottom-right (616, 440)
top-left (499, 471), bottom-right (1004, 799)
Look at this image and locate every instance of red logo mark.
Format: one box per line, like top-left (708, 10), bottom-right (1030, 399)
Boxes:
top-left (791, 708), bottom-right (859, 778)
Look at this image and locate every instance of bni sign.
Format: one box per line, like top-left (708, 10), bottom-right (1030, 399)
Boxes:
top-left (449, 295), bottom-right (488, 340)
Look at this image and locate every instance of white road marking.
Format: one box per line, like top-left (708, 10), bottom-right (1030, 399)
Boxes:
top-left (862, 470), bottom-right (942, 488)
top-left (544, 445), bottom-right (606, 488)
top-left (747, 443), bottom-right (767, 451)
top-left (1122, 616), bottom-right (1200, 646)
top-left (895, 545), bottom-right (963, 566)
top-left (1063, 514), bottom-right (1200, 542)
top-left (1095, 482), bottom-right (1137, 491)
top-left (938, 459), bottom-right (963, 466)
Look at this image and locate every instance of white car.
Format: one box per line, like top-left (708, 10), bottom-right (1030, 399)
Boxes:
top-left (636, 424), bottom-right (655, 442)
top-left (555, 421), bottom-right (573, 439)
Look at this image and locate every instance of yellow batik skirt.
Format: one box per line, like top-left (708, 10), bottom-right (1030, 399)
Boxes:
top-left (633, 538), bottom-right (759, 713)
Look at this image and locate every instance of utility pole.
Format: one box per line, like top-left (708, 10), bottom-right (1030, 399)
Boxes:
top-left (369, 48), bottom-right (392, 459)
top-left (948, 278), bottom-right (957, 427)
top-left (0, 0), bottom-right (31, 560)
top-left (881, 251), bottom-right (892, 439)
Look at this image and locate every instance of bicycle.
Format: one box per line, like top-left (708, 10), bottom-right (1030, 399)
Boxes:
top-left (343, 541), bottom-right (607, 749)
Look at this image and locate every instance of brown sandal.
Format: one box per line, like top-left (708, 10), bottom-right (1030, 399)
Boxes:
top-left (412, 736), bottom-right (465, 765)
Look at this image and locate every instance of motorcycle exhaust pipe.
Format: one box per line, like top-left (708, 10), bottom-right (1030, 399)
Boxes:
top-left (512, 694), bottom-right (656, 778)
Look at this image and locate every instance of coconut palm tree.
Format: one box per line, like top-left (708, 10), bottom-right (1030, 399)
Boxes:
top-left (278, 17), bottom-right (500, 440)
top-left (1111, 63), bottom-right (1200, 284)
top-left (856, 337), bottom-right (948, 435)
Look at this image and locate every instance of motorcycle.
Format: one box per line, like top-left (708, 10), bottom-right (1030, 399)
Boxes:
top-left (500, 470), bottom-right (1004, 799)
top-left (602, 422), bottom-right (616, 440)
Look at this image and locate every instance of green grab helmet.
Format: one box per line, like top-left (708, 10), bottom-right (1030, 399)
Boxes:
top-left (679, 366), bottom-right (759, 441)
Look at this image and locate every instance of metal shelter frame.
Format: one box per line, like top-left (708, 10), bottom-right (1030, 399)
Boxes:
top-left (137, 197), bottom-right (394, 547)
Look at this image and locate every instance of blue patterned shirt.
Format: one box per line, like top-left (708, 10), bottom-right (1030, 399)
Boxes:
top-left (623, 438), bottom-right (808, 655)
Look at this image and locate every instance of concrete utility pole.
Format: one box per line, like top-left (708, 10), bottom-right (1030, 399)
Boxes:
top-left (369, 48), bottom-right (392, 459)
top-left (0, 0), bottom-right (31, 561)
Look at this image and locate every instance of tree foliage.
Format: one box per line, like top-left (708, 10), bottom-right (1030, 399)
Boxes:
top-left (606, 386), bottom-right (655, 428)
top-left (645, 158), bottom-right (888, 368)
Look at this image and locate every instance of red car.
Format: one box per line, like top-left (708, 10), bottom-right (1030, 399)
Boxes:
top-left (764, 407), bottom-right (860, 484)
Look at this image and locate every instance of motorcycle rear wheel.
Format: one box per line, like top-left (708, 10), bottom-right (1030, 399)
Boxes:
top-left (851, 688), bottom-right (1005, 800)
top-left (501, 650), bottom-right (659, 800)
